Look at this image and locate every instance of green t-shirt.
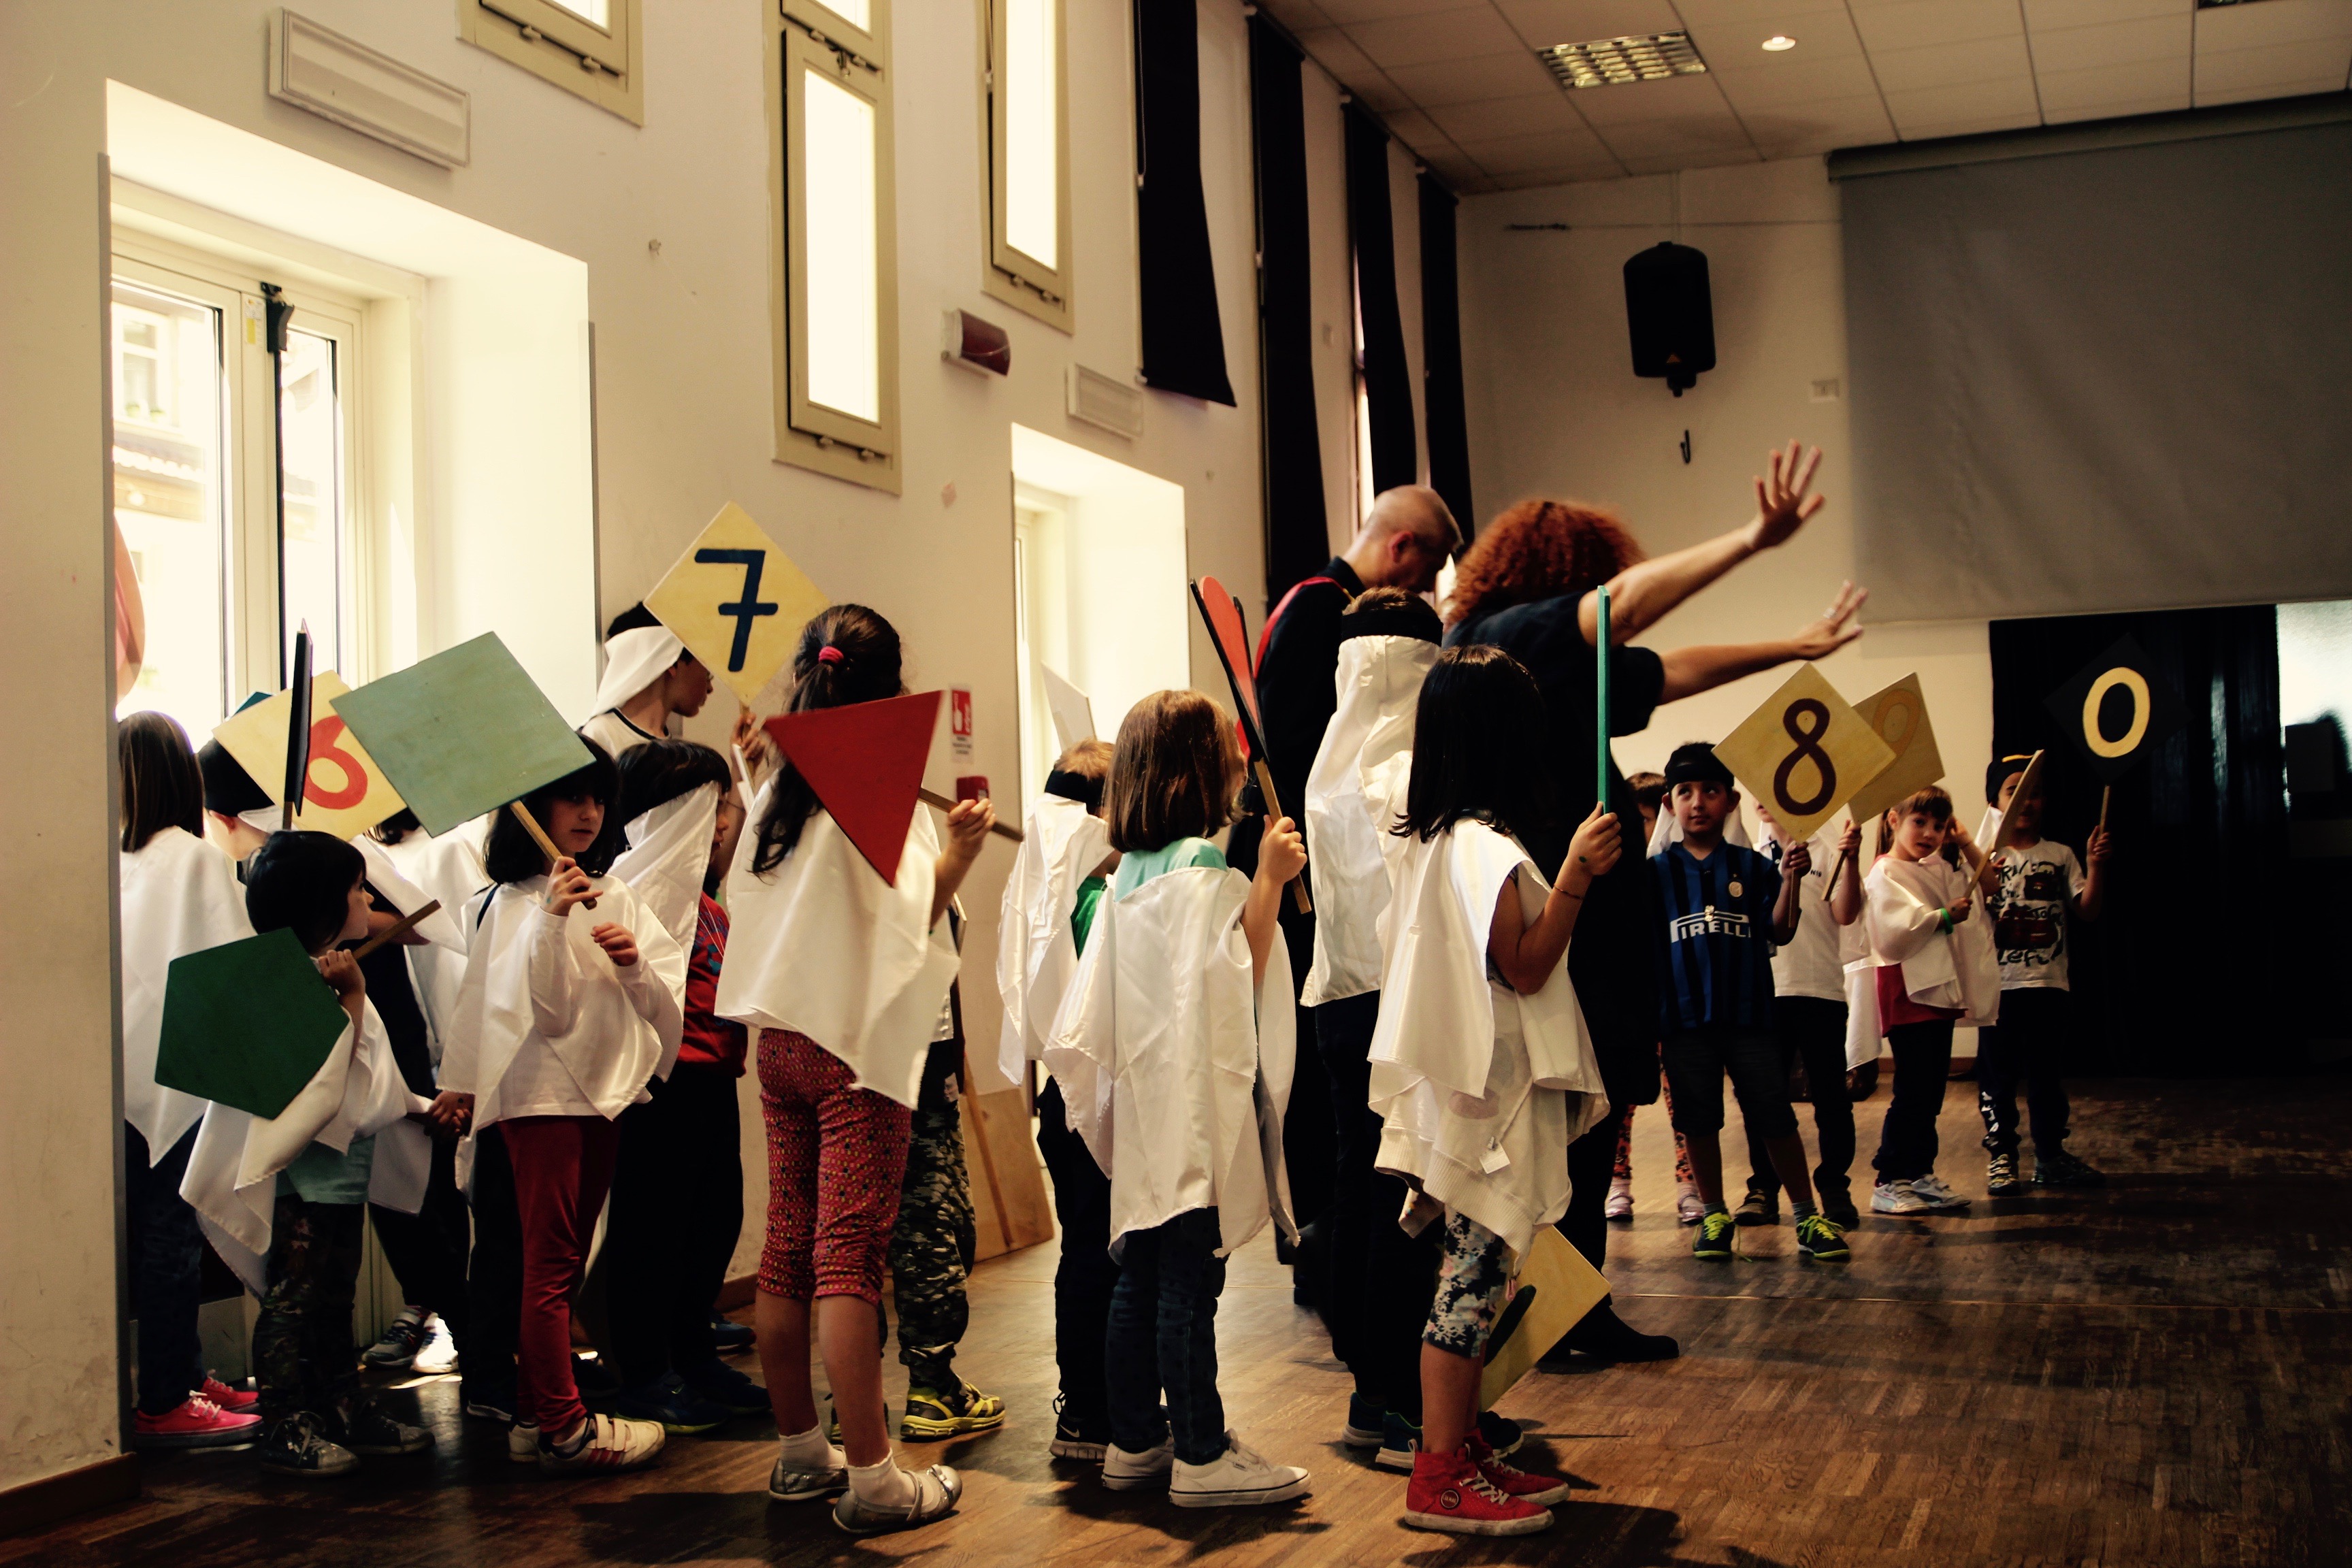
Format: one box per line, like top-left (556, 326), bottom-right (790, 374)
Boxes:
top-left (1071, 875), bottom-right (1107, 956)
top-left (1111, 837), bottom-right (1227, 900)
top-left (276, 1134), bottom-right (375, 1206)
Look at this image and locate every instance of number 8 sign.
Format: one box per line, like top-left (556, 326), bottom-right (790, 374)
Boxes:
top-left (1711, 665), bottom-right (1895, 841)
top-left (211, 672), bottom-right (406, 840)
top-left (644, 502), bottom-right (832, 707)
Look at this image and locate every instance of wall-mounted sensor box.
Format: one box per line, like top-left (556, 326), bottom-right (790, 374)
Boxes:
top-left (942, 310), bottom-right (1011, 376)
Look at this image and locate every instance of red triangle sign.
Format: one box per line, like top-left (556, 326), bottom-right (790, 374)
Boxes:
top-left (763, 690), bottom-right (943, 885)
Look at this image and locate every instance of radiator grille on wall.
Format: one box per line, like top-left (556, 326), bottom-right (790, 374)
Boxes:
top-left (1066, 365), bottom-right (1144, 440)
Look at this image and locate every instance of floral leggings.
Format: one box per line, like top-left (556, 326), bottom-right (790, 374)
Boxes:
top-left (1423, 1213), bottom-right (1512, 1359)
top-left (1613, 1067), bottom-right (1695, 1188)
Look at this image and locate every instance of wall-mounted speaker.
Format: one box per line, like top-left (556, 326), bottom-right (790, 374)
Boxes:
top-left (1623, 242), bottom-right (1714, 396)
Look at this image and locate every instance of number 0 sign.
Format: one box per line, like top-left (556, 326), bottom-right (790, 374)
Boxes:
top-left (1712, 665), bottom-right (1894, 841)
top-left (211, 671), bottom-right (406, 840)
top-left (2042, 634), bottom-right (2182, 783)
top-left (644, 502), bottom-right (832, 706)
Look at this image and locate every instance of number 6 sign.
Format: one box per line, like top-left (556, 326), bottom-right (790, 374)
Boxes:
top-left (211, 671), bottom-right (406, 840)
top-left (644, 502), bottom-right (832, 706)
top-left (1711, 665), bottom-right (1895, 841)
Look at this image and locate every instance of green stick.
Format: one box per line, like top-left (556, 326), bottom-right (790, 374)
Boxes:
top-left (1595, 584), bottom-right (1612, 810)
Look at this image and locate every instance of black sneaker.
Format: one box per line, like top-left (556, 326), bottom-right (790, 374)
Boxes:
top-left (360, 1307), bottom-right (428, 1369)
top-left (1795, 1212), bottom-right (1850, 1262)
top-left (1051, 1394), bottom-right (1109, 1462)
top-left (259, 1413), bottom-right (358, 1479)
top-left (1693, 1210), bottom-right (1736, 1260)
top-left (902, 1382), bottom-right (1007, 1441)
top-left (1475, 1410), bottom-right (1524, 1458)
top-left (1733, 1188), bottom-right (1780, 1227)
top-left (710, 1313), bottom-right (757, 1354)
top-left (1986, 1151), bottom-right (2025, 1197)
top-left (461, 1379), bottom-right (515, 1424)
top-left (1820, 1189), bottom-right (1861, 1229)
top-left (2034, 1149), bottom-right (2106, 1188)
top-left (332, 1396), bottom-right (430, 1456)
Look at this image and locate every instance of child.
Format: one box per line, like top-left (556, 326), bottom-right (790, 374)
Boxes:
top-left (997, 739), bottom-right (1117, 1459)
top-left (581, 603), bottom-right (716, 758)
top-left (195, 738), bottom-right (273, 861)
top-left (715, 605), bottom-right (991, 1534)
top-left (1043, 689), bottom-right (1311, 1508)
top-left (1648, 745), bottom-right (1850, 1264)
top-left (1738, 807), bottom-right (1867, 1230)
top-left (1863, 787), bottom-right (2000, 1216)
top-left (1606, 771), bottom-right (1701, 1227)
top-left (600, 740), bottom-right (767, 1430)
top-left (1296, 587), bottom-right (1449, 1465)
top-left (1368, 645), bottom-right (1611, 1536)
top-left (440, 738), bottom-right (687, 1474)
top-left (116, 713), bottom-right (265, 1448)
top-left (1979, 756), bottom-right (2111, 1193)
top-left (242, 831), bottom-right (434, 1477)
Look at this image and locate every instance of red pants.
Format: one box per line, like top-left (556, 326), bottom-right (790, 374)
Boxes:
top-left (757, 1029), bottom-right (910, 1305)
top-left (503, 1113), bottom-right (622, 1435)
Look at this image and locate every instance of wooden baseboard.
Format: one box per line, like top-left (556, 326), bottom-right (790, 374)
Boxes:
top-left (0, 1452), bottom-right (138, 1539)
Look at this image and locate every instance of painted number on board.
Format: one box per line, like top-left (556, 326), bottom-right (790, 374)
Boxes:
top-left (2082, 667), bottom-right (2151, 759)
top-left (1773, 699), bottom-right (1837, 817)
top-left (304, 715), bottom-right (371, 812)
top-left (696, 548), bottom-right (779, 672)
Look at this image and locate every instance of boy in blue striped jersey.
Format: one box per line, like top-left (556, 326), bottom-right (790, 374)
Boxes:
top-left (1649, 745), bottom-right (1849, 1263)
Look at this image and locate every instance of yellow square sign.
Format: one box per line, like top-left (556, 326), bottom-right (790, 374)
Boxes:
top-left (212, 672), bottom-right (406, 840)
top-left (1712, 665), bottom-right (1895, 842)
top-left (644, 502), bottom-right (830, 706)
top-left (1844, 673), bottom-right (1946, 824)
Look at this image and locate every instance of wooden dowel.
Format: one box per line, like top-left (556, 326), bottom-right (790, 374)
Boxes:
top-left (508, 800), bottom-right (564, 866)
top-left (1251, 758), bottom-right (1313, 915)
top-left (918, 787), bottom-right (1025, 843)
top-left (2097, 785), bottom-right (2112, 833)
top-left (1820, 845), bottom-right (1853, 903)
top-left (351, 900), bottom-right (442, 961)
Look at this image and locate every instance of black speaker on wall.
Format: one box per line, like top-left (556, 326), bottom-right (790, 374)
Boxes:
top-left (1624, 242), bottom-right (1714, 396)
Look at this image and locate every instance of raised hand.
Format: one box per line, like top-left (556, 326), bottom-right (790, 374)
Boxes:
top-left (2085, 826), bottom-right (2112, 866)
top-left (589, 922), bottom-right (640, 968)
top-left (1258, 814), bottom-right (1307, 887)
top-left (1749, 440), bottom-right (1827, 551)
top-left (1567, 804), bottom-right (1622, 881)
top-left (1790, 581), bottom-right (1867, 661)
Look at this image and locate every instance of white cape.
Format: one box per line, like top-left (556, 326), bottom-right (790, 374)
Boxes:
top-left (119, 828), bottom-right (253, 1159)
top-left (1368, 821), bottom-right (1610, 1257)
top-left (611, 782), bottom-right (721, 951)
top-left (1863, 854), bottom-right (2001, 1028)
top-left (374, 814), bottom-right (491, 1060)
top-left (1043, 866), bottom-right (1296, 1258)
top-left (442, 874), bottom-right (687, 1155)
top-left (1300, 633), bottom-right (1433, 1007)
top-left (716, 783), bottom-right (959, 1109)
top-left (994, 794), bottom-right (1113, 1088)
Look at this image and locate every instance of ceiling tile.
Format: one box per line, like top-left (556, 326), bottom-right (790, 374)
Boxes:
top-left (1848, 0), bottom-right (2024, 53)
top-left (1869, 34), bottom-right (2036, 91)
top-left (1452, 125), bottom-right (1621, 172)
top-left (2042, 91), bottom-right (2192, 124)
top-left (1706, 52), bottom-right (1883, 105)
top-left (1620, 145), bottom-right (1767, 175)
top-left (1892, 107), bottom-right (2043, 141)
top-left (2034, 54), bottom-right (2190, 111)
top-left (2024, 0), bottom-right (2183, 29)
top-left (1382, 106), bottom-right (1451, 146)
top-left (1553, 69), bottom-right (1737, 125)
top-left (2193, 38), bottom-right (2352, 103)
top-left (1347, 6), bottom-right (1527, 68)
top-left (1384, 47), bottom-right (1560, 103)
top-left (1425, 90), bottom-right (1588, 140)
top-left (1292, 26), bottom-right (1386, 80)
top-left (1258, 0), bottom-right (1339, 32)
top-left (1490, 0), bottom-right (1686, 44)
top-left (1742, 95), bottom-right (1903, 155)
top-left (2027, 12), bottom-right (2191, 74)
top-left (1686, 7), bottom-right (1868, 69)
top-left (2193, 0), bottom-right (2352, 52)
top-left (1314, 0), bottom-right (1472, 22)
top-left (2194, 73), bottom-right (2352, 107)
top-left (1596, 118), bottom-right (1761, 158)
top-left (1881, 74), bottom-right (2043, 133)
top-left (1672, 0), bottom-right (1865, 26)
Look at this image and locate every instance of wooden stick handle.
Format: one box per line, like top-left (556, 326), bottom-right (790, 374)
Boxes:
top-left (508, 800), bottom-right (564, 866)
top-left (918, 787), bottom-right (1024, 843)
top-left (351, 900), bottom-right (442, 961)
top-left (1251, 758), bottom-right (1313, 915)
top-left (2097, 785), bottom-right (2112, 833)
top-left (1820, 845), bottom-right (1853, 904)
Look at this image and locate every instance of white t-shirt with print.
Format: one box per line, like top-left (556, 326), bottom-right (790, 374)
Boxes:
top-left (1991, 839), bottom-right (2089, 991)
top-left (1763, 830), bottom-right (1846, 1002)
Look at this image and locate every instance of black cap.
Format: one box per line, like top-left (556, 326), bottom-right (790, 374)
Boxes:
top-left (1985, 753), bottom-right (2032, 800)
top-left (196, 740), bottom-right (271, 817)
top-left (1662, 742), bottom-right (1734, 791)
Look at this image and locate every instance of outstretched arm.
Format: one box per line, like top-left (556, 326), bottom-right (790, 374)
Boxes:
top-left (1490, 807), bottom-right (1621, 994)
top-left (1655, 582), bottom-right (1867, 702)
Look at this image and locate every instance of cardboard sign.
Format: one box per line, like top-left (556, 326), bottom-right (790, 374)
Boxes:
top-left (644, 502), bottom-right (830, 706)
top-left (1477, 1228), bottom-right (1610, 1409)
top-left (334, 634), bottom-right (592, 837)
top-left (2043, 635), bottom-right (2183, 783)
top-left (1987, 749), bottom-right (2047, 852)
top-left (1041, 665), bottom-right (1094, 751)
top-left (1192, 576), bottom-right (1263, 735)
top-left (763, 690), bottom-right (945, 884)
top-left (1713, 666), bottom-right (1895, 842)
top-left (1844, 674), bottom-right (1946, 823)
top-left (212, 672), bottom-right (407, 841)
top-left (154, 928), bottom-right (351, 1120)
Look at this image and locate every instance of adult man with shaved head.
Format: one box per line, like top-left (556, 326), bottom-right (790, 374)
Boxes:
top-left (1252, 485), bottom-right (1461, 1456)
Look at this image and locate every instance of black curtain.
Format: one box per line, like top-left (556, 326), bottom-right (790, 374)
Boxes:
top-left (1133, 0), bottom-right (1233, 406)
top-left (1345, 105), bottom-right (1415, 493)
top-left (1249, 17), bottom-right (1326, 602)
top-left (1417, 172), bottom-right (1471, 538)
top-left (1988, 605), bottom-right (2287, 1075)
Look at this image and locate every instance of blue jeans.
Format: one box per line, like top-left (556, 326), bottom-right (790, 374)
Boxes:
top-left (1105, 1209), bottom-right (1227, 1465)
top-left (125, 1124), bottom-right (207, 1414)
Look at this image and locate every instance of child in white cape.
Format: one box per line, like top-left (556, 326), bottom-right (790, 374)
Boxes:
top-left (1044, 689), bottom-right (1309, 1508)
top-left (1368, 645), bottom-right (1614, 1537)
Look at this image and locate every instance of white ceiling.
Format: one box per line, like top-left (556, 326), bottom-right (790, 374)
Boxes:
top-left (1257, 0), bottom-right (2352, 191)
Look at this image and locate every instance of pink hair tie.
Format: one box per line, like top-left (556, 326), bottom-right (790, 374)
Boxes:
top-left (816, 644), bottom-right (845, 665)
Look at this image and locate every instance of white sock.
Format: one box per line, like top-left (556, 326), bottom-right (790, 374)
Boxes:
top-left (779, 1424), bottom-right (841, 1469)
top-left (847, 1456), bottom-right (916, 1507)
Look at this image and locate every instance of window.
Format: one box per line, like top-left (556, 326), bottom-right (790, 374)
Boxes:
top-left (981, 0), bottom-right (1073, 330)
top-left (773, 0), bottom-right (900, 492)
top-left (110, 235), bottom-right (370, 738)
top-left (459, 0), bottom-right (644, 125)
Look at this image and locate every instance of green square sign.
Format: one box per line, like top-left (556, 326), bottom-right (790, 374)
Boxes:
top-left (154, 929), bottom-right (353, 1120)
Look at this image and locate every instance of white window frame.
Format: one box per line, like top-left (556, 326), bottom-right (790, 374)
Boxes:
top-left (771, 0), bottom-right (901, 493)
top-left (460, 0), bottom-right (644, 125)
top-left (979, 0), bottom-right (1073, 331)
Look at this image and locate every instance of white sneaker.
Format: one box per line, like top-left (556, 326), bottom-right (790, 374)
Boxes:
top-left (411, 1313), bottom-right (459, 1375)
top-left (507, 1422), bottom-right (539, 1465)
top-left (1169, 1430), bottom-right (1310, 1509)
top-left (1676, 1187), bottom-right (1707, 1226)
top-left (1101, 1435), bottom-right (1175, 1490)
top-left (1871, 1179), bottom-right (1933, 1215)
top-left (538, 1412), bottom-right (665, 1474)
top-left (1604, 1179), bottom-right (1633, 1222)
top-left (1909, 1173), bottom-right (1972, 1211)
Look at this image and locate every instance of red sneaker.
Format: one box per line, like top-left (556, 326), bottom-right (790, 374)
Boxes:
top-left (133, 1395), bottom-right (263, 1450)
top-left (1403, 1445), bottom-right (1553, 1536)
top-left (201, 1375), bottom-right (261, 1413)
top-left (1467, 1431), bottom-right (1571, 1505)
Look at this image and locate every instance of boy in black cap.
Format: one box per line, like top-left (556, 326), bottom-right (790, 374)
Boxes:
top-left (196, 739), bottom-right (273, 862)
top-left (1648, 743), bottom-right (1848, 1263)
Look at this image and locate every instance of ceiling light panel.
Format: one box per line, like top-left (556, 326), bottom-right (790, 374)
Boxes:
top-left (1539, 31), bottom-right (1709, 90)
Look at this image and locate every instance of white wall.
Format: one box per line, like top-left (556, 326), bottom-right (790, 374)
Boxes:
top-left (1457, 159), bottom-right (1996, 832)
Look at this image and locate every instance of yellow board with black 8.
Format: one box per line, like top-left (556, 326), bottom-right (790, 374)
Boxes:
top-left (644, 502), bottom-right (831, 707)
top-left (1711, 665), bottom-right (1895, 842)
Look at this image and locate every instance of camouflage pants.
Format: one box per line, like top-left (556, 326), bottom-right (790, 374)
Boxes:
top-left (887, 1105), bottom-right (975, 1392)
top-left (1422, 1211), bottom-right (1512, 1359)
top-left (253, 1196), bottom-right (365, 1423)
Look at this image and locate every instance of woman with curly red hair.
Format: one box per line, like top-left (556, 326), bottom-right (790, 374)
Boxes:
top-left (1445, 442), bottom-right (1865, 1364)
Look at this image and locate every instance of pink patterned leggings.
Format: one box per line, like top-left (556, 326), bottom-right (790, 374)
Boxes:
top-left (1613, 1068), bottom-right (1695, 1187)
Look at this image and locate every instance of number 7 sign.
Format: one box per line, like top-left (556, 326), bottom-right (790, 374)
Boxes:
top-left (644, 502), bottom-right (832, 706)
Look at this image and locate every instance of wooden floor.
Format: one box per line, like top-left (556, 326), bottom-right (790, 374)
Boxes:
top-left (16, 1075), bottom-right (2351, 1567)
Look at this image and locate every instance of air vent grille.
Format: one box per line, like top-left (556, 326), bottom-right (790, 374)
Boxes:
top-left (1540, 31), bottom-right (1707, 91)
